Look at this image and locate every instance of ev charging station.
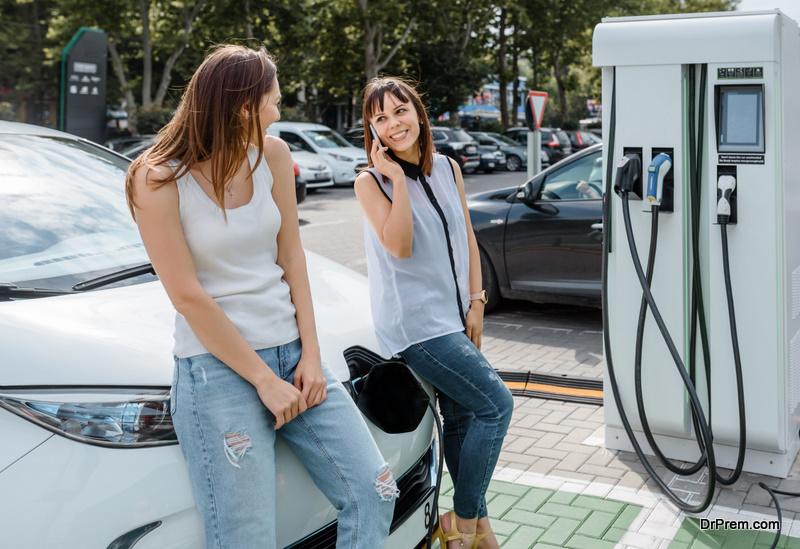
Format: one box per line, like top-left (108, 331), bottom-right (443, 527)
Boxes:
top-left (593, 9), bottom-right (800, 498)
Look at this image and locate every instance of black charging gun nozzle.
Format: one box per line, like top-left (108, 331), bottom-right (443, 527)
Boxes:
top-left (614, 153), bottom-right (641, 196)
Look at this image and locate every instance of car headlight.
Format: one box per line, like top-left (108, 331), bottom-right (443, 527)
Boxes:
top-left (328, 153), bottom-right (353, 162)
top-left (0, 389), bottom-right (176, 448)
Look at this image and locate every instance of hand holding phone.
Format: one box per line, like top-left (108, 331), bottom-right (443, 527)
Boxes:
top-left (369, 124), bottom-right (383, 148)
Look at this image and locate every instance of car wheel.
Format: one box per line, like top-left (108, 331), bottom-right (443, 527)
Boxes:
top-left (479, 247), bottom-right (501, 313)
top-left (506, 155), bottom-right (522, 172)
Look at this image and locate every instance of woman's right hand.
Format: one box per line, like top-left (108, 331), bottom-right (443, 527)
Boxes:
top-left (256, 375), bottom-right (308, 429)
top-left (370, 139), bottom-right (404, 183)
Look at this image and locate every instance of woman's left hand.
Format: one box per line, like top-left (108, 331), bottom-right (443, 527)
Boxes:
top-left (293, 355), bottom-right (328, 408)
top-left (465, 303), bottom-right (484, 350)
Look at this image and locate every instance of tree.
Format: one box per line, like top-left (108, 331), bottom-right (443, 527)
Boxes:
top-left (357, 0), bottom-right (417, 81)
top-left (0, 0), bottom-right (60, 125)
top-left (50, 0), bottom-right (210, 135)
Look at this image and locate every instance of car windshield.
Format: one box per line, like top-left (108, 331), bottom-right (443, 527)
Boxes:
top-left (449, 130), bottom-right (474, 142)
top-left (539, 151), bottom-right (603, 200)
top-left (0, 134), bottom-right (153, 290)
top-left (302, 129), bottom-right (352, 149)
top-left (491, 134), bottom-right (519, 146)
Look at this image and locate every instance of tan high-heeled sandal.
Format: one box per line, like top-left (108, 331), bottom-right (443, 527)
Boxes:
top-left (472, 527), bottom-right (493, 549)
top-left (431, 510), bottom-right (476, 548)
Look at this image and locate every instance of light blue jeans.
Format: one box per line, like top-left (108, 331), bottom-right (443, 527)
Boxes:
top-left (400, 331), bottom-right (514, 520)
top-left (171, 338), bottom-right (396, 548)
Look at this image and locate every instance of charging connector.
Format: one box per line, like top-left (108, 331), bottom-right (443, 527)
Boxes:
top-left (647, 153), bottom-right (673, 208)
top-left (614, 153), bottom-right (642, 196)
top-left (717, 174), bottom-right (737, 225)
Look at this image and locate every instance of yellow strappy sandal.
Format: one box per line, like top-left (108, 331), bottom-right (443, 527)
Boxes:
top-left (472, 528), bottom-right (493, 549)
top-left (432, 510), bottom-right (476, 548)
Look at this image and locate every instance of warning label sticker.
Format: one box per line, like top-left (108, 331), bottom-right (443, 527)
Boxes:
top-left (718, 155), bottom-right (765, 165)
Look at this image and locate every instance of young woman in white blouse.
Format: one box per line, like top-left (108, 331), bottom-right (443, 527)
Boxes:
top-left (126, 44), bottom-right (396, 548)
top-left (354, 77), bottom-right (514, 549)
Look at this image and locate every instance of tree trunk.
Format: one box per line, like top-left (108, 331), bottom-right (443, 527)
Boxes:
top-left (244, 0), bottom-right (253, 38)
top-left (551, 42), bottom-right (569, 124)
top-left (108, 39), bottom-right (138, 136)
top-left (359, 0), bottom-right (416, 81)
top-left (139, 0), bottom-right (152, 109)
top-left (153, 0), bottom-right (208, 107)
top-left (364, 18), bottom-right (379, 80)
top-left (497, 8), bottom-right (508, 130)
top-left (511, 36), bottom-right (520, 127)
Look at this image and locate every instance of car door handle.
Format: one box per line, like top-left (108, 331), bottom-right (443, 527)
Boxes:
top-left (591, 223), bottom-right (603, 231)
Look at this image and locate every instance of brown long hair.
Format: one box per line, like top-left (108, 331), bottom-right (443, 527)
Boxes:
top-left (125, 44), bottom-right (277, 218)
top-left (362, 77), bottom-right (434, 176)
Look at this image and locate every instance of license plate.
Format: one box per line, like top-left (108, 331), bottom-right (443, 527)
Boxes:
top-left (488, 163), bottom-right (495, 168)
top-left (315, 173), bottom-right (325, 179)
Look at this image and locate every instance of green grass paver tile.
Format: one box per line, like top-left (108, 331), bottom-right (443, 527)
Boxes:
top-left (491, 518), bottom-right (523, 537)
top-left (499, 526), bottom-right (544, 549)
top-left (666, 542), bottom-right (691, 549)
top-left (602, 527), bottom-right (628, 542)
top-left (514, 488), bottom-right (552, 512)
top-left (537, 502), bottom-right (593, 522)
top-left (718, 531), bottom-right (758, 549)
top-left (673, 520), bottom-right (700, 544)
top-left (691, 533), bottom-right (727, 549)
top-left (786, 536), bottom-right (800, 549)
top-left (486, 480), bottom-right (532, 497)
top-left (489, 494), bottom-right (523, 517)
top-left (564, 534), bottom-right (616, 549)
top-left (537, 517), bottom-right (581, 546)
top-left (611, 505), bottom-right (642, 531)
top-left (437, 494), bottom-right (453, 511)
top-left (755, 530), bottom-right (785, 545)
top-left (503, 509), bottom-right (556, 529)
top-left (547, 490), bottom-right (578, 505)
top-left (571, 494), bottom-right (625, 515)
top-left (531, 544), bottom-right (567, 549)
top-left (575, 510), bottom-right (617, 538)
top-left (440, 473), bottom-right (454, 494)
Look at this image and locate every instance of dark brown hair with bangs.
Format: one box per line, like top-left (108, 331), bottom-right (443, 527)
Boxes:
top-left (362, 77), bottom-right (434, 176)
top-left (125, 44), bottom-right (277, 218)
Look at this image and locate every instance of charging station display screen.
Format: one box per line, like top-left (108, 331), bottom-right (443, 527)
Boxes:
top-left (718, 85), bottom-right (764, 153)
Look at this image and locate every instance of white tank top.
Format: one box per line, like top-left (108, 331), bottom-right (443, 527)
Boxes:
top-left (364, 153), bottom-right (470, 355)
top-left (172, 146), bottom-right (299, 358)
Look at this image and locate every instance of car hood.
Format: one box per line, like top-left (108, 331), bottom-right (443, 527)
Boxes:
top-left (291, 150), bottom-right (330, 171)
top-left (467, 186), bottom-right (517, 204)
top-left (0, 252), bottom-right (380, 387)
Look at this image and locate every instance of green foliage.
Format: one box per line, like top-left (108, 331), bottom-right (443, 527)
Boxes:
top-left (134, 107), bottom-right (174, 134)
top-left (480, 120), bottom-right (506, 133)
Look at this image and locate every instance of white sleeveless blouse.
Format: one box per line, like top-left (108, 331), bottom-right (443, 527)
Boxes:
top-left (364, 153), bottom-right (470, 355)
top-left (172, 146), bottom-right (299, 358)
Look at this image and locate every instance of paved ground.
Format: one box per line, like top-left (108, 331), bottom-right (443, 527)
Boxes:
top-left (298, 179), bottom-right (800, 549)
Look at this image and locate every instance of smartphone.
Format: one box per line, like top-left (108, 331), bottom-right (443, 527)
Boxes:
top-left (369, 124), bottom-right (383, 148)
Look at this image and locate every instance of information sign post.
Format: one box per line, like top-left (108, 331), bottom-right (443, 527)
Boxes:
top-left (60, 28), bottom-right (108, 143)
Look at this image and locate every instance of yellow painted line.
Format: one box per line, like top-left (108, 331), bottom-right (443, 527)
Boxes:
top-left (504, 380), bottom-right (603, 399)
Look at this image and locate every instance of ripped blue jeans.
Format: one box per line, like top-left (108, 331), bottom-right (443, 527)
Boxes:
top-left (171, 338), bottom-right (396, 548)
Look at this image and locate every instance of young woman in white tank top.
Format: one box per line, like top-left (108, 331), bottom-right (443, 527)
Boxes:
top-left (125, 45), bottom-right (396, 548)
top-left (354, 77), bottom-right (513, 549)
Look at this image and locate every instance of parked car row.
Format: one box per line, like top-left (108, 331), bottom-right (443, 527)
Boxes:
top-left (1, 120), bottom-right (438, 548)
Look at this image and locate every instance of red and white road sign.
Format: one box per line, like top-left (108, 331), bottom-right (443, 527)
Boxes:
top-left (528, 91), bottom-right (548, 131)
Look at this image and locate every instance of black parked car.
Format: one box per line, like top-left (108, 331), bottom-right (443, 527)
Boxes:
top-left (567, 130), bottom-right (602, 151)
top-left (430, 127), bottom-right (481, 173)
top-left (503, 127), bottom-right (573, 163)
top-left (469, 144), bottom-right (603, 311)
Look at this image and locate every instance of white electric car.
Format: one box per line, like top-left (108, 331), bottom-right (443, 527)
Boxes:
top-left (0, 121), bottom-right (437, 548)
top-left (267, 122), bottom-right (368, 185)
